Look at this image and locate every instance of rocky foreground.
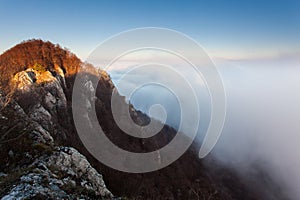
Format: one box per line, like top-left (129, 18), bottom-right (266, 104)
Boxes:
top-left (0, 61), bottom-right (113, 199)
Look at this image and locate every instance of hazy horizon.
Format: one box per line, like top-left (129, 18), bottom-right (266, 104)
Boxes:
top-left (1, 0), bottom-right (300, 62)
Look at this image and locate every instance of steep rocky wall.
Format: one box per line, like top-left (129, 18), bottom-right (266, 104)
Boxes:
top-left (0, 65), bottom-right (113, 199)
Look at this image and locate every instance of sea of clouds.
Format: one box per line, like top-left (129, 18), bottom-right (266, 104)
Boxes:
top-left (107, 54), bottom-right (300, 199)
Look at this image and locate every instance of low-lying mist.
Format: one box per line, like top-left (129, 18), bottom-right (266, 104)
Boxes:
top-left (214, 60), bottom-right (300, 199)
top-left (108, 58), bottom-right (300, 199)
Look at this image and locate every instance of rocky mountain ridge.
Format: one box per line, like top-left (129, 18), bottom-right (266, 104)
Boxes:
top-left (0, 53), bottom-right (113, 199)
top-left (0, 40), bottom-right (272, 199)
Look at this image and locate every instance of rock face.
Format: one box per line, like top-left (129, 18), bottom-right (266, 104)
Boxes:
top-left (2, 147), bottom-right (112, 200)
top-left (11, 69), bottom-right (35, 91)
top-left (0, 41), bottom-right (113, 199)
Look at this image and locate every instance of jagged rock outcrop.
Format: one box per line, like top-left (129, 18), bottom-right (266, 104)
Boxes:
top-left (2, 147), bottom-right (112, 200)
top-left (0, 42), bottom-right (113, 199)
top-left (0, 102), bottom-right (112, 199)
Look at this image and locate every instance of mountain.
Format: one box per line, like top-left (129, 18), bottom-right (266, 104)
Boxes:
top-left (0, 40), bottom-right (271, 199)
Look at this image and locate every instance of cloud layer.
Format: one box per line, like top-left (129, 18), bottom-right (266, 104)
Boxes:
top-left (109, 57), bottom-right (300, 199)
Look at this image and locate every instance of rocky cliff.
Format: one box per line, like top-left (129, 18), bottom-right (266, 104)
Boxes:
top-left (0, 51), bottom-right (113, 199)
top-left (0, 40), bottom-right (266, 199)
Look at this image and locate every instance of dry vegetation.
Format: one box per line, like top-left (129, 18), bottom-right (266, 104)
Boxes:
top-left (0, 39), bottom-right (81, 92)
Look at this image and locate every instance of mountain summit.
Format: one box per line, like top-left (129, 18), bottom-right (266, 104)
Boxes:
top-left (0, 40), bottom-right (267, 199)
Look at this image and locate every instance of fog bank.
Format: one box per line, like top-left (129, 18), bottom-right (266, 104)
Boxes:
top-left (109, 57), bottom-right (300, 199)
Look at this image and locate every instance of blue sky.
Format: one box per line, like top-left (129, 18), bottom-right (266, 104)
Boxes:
top-left (0, 0), bottom-right (299, 60)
